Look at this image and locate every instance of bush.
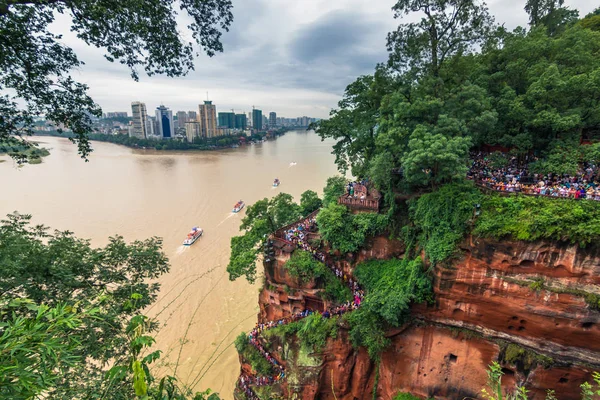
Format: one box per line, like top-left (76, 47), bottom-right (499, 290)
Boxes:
top-left (284, 250), bottom-right (351, 303)
top-left (409, 182), bottom-right (482, 265)
top-left (348, 257), bottom-right (432, 359)
top-left (322, 176), bottom-right (347, 207)
top-left (317, 203), bottom-right (388, 254)
top-left (234, 332), bottom-right (274, 376)
top-left (474, 194), bottom-right (600, 246)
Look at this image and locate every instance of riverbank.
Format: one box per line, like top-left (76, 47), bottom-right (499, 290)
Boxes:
top-left (34, 127), bottom-right (300, 152)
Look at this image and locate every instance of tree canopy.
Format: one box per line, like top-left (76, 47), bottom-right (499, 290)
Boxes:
top-left (315, 2), bottom-right (600, 193)
top-left (0, 0), bottom-right (233, 158)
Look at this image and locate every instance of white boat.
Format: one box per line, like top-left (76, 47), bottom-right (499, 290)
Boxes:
top-left (183, 227), bottom-right (203, 246)
top-left (232, 200), bottom-right (245, 213)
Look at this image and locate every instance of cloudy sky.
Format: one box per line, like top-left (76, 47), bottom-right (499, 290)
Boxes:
top-left (60, 0), bottom-right (596, 119)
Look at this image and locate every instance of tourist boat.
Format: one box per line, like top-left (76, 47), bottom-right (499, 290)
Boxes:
top-left (273, 178), bottom-right (280, 187)
top-left (290, 161), bottom-right (297, 166)
top-left (232, 200), bottom-right (245, 213)
top-left (183, 227), bottom-right (203, 246)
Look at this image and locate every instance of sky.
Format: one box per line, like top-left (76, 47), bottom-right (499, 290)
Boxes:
top-left (57, 0), bottom-right (597, 119)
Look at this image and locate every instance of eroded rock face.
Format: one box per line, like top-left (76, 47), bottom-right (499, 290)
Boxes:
top-left (244, 235), bottom-right (600, 399)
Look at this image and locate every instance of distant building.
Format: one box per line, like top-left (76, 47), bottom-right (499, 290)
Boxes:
top-left (198, 100), bottom-right (217, 138)
top-left (106, 111), bottom-right (128, 118)
top-left (176, 111), bottom-right (188, 130)
top-left (185, 122), bottom-right (201, 142)
top-left (235, 114), bottom-right (247, 130)
top-left (188, 110), bottom-right (197, 121)
top-left (145, 116), bottom-right (156, 137)
top-left (269, 112), bottom-right (277, 128)
top-left (155, 105), bottom-right (174, 139)
top-left (252, 109), bottom-right (262, 131)
top-left (301, 116), bottom-right (310, 126)
top-left (218, 112), bottom-right (236, 129)
top-left (130, 102), bottom-right (147, 138)
top-left (262, 115), bottom-right (268, 129)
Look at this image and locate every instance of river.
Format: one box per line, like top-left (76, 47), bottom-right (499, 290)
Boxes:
top-left (0, 131), bottom-right (339, 398)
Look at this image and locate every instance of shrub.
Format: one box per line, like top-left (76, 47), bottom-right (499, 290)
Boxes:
top-left (474, 194), bottom-right (600, 246)
top-left (409, 182), bottom-right (482, 265)
top-left (348, 257), bottom-right (432, 359)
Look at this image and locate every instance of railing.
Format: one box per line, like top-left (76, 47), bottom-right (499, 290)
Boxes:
top-left (338, 195), bottom-right (380, 211)
top-left (273, 209), bottom-right (319, 240)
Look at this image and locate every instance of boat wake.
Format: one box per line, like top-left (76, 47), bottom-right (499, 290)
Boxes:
top-left (217, 212), bottom-right (237, 226)
top-left (174, 245), bottom-right (187, 256)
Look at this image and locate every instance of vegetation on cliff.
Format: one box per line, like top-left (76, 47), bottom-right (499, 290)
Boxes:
top-left (347, 257), bottom-right (433, 359)
top-left (284, 250), bottom-right (351, 302)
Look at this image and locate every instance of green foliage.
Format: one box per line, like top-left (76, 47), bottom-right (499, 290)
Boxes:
top-left (299, 190), bottom-right (322, 217)
top-left (296, 313), bottom-right (338, 352)
top-left (0, 213), bottom-right (170, 397)
top-left (580, 372), bottom-right (600, 400)
top-left (474, 193), bottom-right (600, 245)
top-left (0, 142), bottom-right (50, 164)
top-left (234, 332), bottom-right (274, 376)
top-left (284, 250), bottom-right (351, 303)
top-left (1, 0), bottom-right (233, 159)
top-left (228, 193), bottom-right (302, 283)
top-left (387, 0), bottom-right (495, 77)
top-left (318, 3), bottom-right (600, 197)
top-left (0, 299), bottom-right (90, 399)
top-left (322, 176), bottom-right (348, 207)
top-left (317, 203), bottom-right (388, 254)
top-left (503, 343), bottom-right (553, 370)
top-left (312, 68), bottom-right (397, 177)
top-left (393, 393), bottom-right (421, 400)
top-left (409, 182), bottom-right (482, 265)
top-left (402, 125), bottom-right (472, 187)
top-left (285, 250), bottom-right (324, 283)
top-left (348, 257), bottom-right (432, 359)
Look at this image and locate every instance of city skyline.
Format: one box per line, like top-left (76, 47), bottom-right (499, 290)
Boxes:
top-left (50, 0), bottom-right (595, 120)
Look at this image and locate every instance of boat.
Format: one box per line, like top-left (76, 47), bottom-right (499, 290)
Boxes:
top-left (183, 227), bottom-right (203, 246)
top-left (273, 178), bottom-right (280, 187)
top-left (289, 161), bottom-right (297, 166)
top-left (232, 200), bottom-right (245, 213)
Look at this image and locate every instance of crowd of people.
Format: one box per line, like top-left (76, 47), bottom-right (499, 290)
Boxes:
top-left (468, 151), bottom-right (600, 200)
top-left (238, 214), bottom-right (366, 399)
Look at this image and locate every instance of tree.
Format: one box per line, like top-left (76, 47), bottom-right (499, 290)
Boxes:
top-left (401, 124), bottom-right (471, 187)
top-left (299, 190), bottom-right (322, 216)
top-left (312, 67), bottom-right (397, 176)
top-left (525, 0), bottom-right (578, 34)
top-left (0, 0), bottom-right (233, 158)
top-left (0, 212), bottom-right (170, 398)
top-left (387, 0), bottom-right (495, 78)
top-left (322, 176), bottom-right (348, 207)
top-left (227, 193), bottom-right (302, 283)
top-left (316, 203), bottom-right (388, 254)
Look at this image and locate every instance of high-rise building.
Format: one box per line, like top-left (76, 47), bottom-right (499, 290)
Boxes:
top-left (188, 110), bottom-right (197, 121)
top-left (130, 102), bottom-right (147, 138)
top-left (198, 100), bottom-right (217, 138)
top-left (269, 112), bottom-right (277, 128)
top-left (155, 105), bottom-right (174, 139)
top-left (176, 111), bottom-right (188, 130)
top-left (235, 114), bottom-right (247, 130)
top-left (145, 117), bottom-right (156, 138)
top-left (185, 122), bottom-right (201, 142)
top-left (218, 112), bottom-right (236, 129)
top-left (252, 109), bottom-right (262, 131)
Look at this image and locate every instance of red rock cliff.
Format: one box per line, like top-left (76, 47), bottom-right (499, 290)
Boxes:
top-left (245, 235), bottom-right (600, 400)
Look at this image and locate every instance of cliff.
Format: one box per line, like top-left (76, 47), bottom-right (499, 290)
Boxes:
top-left (243, 234), bottom-right (600, 399)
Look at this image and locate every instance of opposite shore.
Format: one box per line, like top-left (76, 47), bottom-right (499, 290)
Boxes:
top-left (33, 126), bottom-right (307, 152)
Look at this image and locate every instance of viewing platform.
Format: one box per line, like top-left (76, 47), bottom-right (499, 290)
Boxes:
top-left (338, 183), bottom-right (381, 212)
